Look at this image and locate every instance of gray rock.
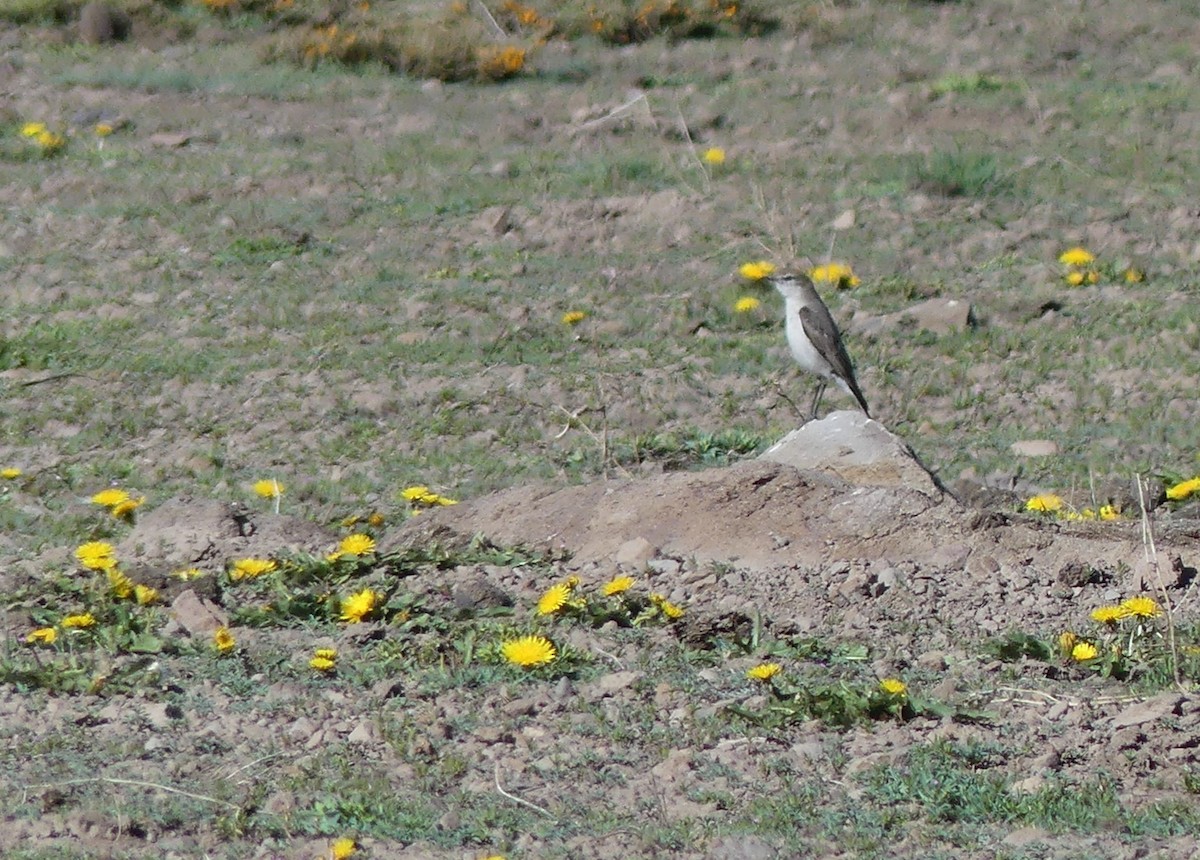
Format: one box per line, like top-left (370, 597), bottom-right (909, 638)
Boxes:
top-left (1110, 693), bottom-right (1184, 729)
top-left (169, 589), bottom-right (227, 636)
top-left (760, 411), bottom-right (946, 499)
top-left (855, 296), bottom-right (974, 336)
top-left (1010, 439), bottom-right (1060, 457)
top-left (614, 536), bottom-right (657, 566)
top-left (79, 1), bottom-right (130, 44)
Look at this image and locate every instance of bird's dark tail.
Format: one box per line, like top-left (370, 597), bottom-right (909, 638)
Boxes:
top-left (844, 374), bottom-right (870, 417)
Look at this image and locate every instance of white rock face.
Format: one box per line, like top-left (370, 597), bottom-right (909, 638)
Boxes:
top-left (759, 410), bottom-right (946, 500)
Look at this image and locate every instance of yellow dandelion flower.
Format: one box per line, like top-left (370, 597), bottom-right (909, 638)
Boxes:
top-left (537, 582), bottom-right (573, 615)
top-left (650, 593), bottom-right (685, 619)
top-left (1059, 247), bottom-right (1095, 266)
top-left (367, 511), bottom-right (385, 527)
top-left (94, 123), bottom-right (113, 137)
top-left (1071, 641), bottom-right (1099, 661)
top-left (0, 467), bottom-right (21, 479)
top-left (171, 567), bottom-right (206, 581)
top-left (702, 147), bottom-right (726, 165)
top-left (502, 634), bottom-right (556, 667)
top-left (110, 497), bottom-right (144, 519)
top-left (325, 551), bottom-right (345, 563)
top-left (1166, 477), bottom-right (1200, 501)
top-left (733, 296), bottom-right (762, 313)
top-left (1120, 595), bottom-right (1161, 618)
top-left (561, 310), bottom-right (586, 326)
top-left (135, 584), bottom-right (158, 605)
top-left (746, 662), bottom-right (781, 681)
top-left (739, 261), bottom-right (776, 281)
top-left (310, 648), bottom-right (338, 672)
top-left (35, 130), bottom-right (65, 153)
top-left (1090, 605), bottom-right (1126, 624)
top-left (401, 485), bottom-right (432, 501)
top-left (253, 479), bottom-right (284, 499)
top-left (331, 838), bottom-right (356, 860)
top-left (26, 627), bottom-right (57, 645)
top-left (229, 558), bottom-right (277, 581)
top-left (21, 122), bottom-right (47, 138)
top-left (1058, 631), bottom-right (1077, 654)
top-left (1098, 504), bottom-right (1119, 520)
top-left (91, 488), bottom-right (129, 508)
top-left (340, 588), bottom-right (379, 623)
top-left (75, 541), bottom-right (117, 571)
top-left (107, 568), bottom-right (135, 599)
top-left (1065, 270), bottom-right (1085, 286)
top-left (478, 45), bottom-right (526, 78)
top-left (601, 575), bottom-right (634, 596)
top-left (810, 262), bottom-right (860, 289)
top-left (62, 613), bottom-right (97, 629)
top-left (339, 534), bottom-right (376, 555)
top-left (1123, 267), bottom-right (1144, 283)
top-left (212, 626), bottom-right (236, 653)
top-left (1024, 494), bottom-right (1063, 514)
top-left (879, 678), bottom-right (907, 696)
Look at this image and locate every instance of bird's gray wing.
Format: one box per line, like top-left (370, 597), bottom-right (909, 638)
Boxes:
top-left (798, 304), bottom-right (854, 379)
top-left (799, 305), bottom-right (870, 415)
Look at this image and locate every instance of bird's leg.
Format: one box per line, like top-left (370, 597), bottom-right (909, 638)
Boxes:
top-left (808, 380), bottom-right (827, 422)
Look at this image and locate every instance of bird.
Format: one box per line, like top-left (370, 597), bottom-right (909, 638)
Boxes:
top-left (766, 270), bottom-right (870, 420)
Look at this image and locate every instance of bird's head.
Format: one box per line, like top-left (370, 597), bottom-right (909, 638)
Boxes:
top-left (765, 270), bottom-right (814, 302)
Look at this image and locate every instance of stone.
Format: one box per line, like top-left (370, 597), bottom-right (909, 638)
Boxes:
top-left (79, 2), bottom-right (131, 44)
top-left (1110, 693), bottom-right (1185, 729)
top-left (1010, 439), bottom-right (1060, 457)
top-left (855, 297), bottom-right (974, 336)
top-left (169, 589), bottom-right (227, 636)
top-left (614, 537), bottom-right (657, 566)
top-left (760, 411), bottom-right (946, 500)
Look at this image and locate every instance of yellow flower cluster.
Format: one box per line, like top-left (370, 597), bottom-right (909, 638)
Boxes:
top-left (76, 541), bottom-right (118, 571)
top-left (20, 121), bottom-right (66, 156)
top-left (478, 46), bottom-right (527, 80)
top-left (310, 647), bottom-right (338, 672)
top-left (502, 634), bottom-right (556, 667)
top-left (1058, 246), bottom-right (1099, 286)
top-left (746, 662), bottom-right (781, 681)
top-left (252, 479), bottom-right (284, 499)
top-left (738, 261), bottom-right (776, 281)
top-left (537, 581), bottom-right (575, 615)
top-left (601, 575), bottom-right (634, 596)
top-left (649, 592), bottom-right (685, 619)
top-left (340, 587), bottom-right (379, 623)
top-left (810, 262), bottom-right (861, 289)
top-left (702, 147), bottom-right (726, 165)
top-left (401, 485), bottom-right (458, 509)
top-left (1024, 494), bottom-right (1118, 521)
top-left (229, 558), bottom-right (277, 581)
top-left (91, 487), bottom-right (145, 521)
top-left (879, 678), bottom-right (907, 697)
top-left (1166, 476), bottom-right (1200, 501)
top-left (501, 0), bottom-right (549, 28)
top-left (301, 24), bottom-right (358, 64)
top-left (561, 310), bottom-right (586, 326)
top-left (327, 533), bottom-right (377, 562)
top-left (213, 627), bottom-right (236, 654)
top-left (1091, 595), bottom-right (1161, 623)
top-left (1, 467), bottom-right (21, 479)
top-left (733, 296), bottom-right (761, 314)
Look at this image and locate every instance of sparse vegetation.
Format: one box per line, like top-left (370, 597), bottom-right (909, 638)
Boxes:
top-left (5, 0), bottom-right (1200, 856)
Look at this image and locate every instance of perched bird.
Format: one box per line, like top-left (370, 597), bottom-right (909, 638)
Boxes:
top-left (767, 270), bottom-right (870, 419)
